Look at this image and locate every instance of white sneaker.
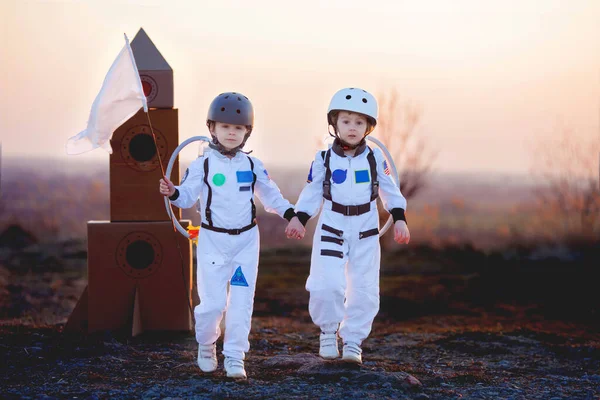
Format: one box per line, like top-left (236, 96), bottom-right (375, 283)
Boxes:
top-left (224, 357), bottom-right (247, 379)
top-left (319, 332), bottom-right (340, 359)
top-left (197, 343), bottom-right (218, 372)
top-left (342, 342), bottom-right (362, 364)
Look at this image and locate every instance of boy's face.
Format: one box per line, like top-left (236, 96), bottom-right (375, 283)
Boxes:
top-left (336, 111), bottom-right (368, 146)
top-left (211, 122), bottom-right (248, 150)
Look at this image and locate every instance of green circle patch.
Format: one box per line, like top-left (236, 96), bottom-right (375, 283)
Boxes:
top-left (212, 173), bottom-right (226, 186)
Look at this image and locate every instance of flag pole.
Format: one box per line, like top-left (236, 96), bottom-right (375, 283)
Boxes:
top-left (124, 33), bottom-right (164, 170)
top-left (124, 34), bottom-right (168, 181)
top-left (125, 33), bottom-right (174, 227)
top-left (125, 34), bottom-right (191, 324)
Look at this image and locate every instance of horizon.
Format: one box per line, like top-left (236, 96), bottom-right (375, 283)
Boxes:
top-left (1, 0), bottom-right (599, 176)
top-left (0, 152), bottom-right (549, 191)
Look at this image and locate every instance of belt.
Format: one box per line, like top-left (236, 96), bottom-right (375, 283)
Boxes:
top-left (201, 221), bottom-right (256, 235)
top-left (330, 201), bottom-right (371, 216)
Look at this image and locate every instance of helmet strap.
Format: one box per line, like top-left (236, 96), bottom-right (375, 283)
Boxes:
top-left (331, 127), bottom-right (369, 152)
top-left (209, 132), bottom-right (252, 156)
top-left (329, 116), bottom-right (373, 151)
top-left (333, 137), bottom-right (367, 157)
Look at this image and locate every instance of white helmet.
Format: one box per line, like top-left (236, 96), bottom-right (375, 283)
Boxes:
top-left (327, 87), bottom-right (378, 130)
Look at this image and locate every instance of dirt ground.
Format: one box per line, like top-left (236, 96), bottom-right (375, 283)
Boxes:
top-left (1, 246), bottom-right (599, 399)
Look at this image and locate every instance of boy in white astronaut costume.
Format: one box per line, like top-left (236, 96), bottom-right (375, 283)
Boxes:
top-left (160, 92), bottom-right (303, 379)
top-left (286, 88), bottom-right (410, 363)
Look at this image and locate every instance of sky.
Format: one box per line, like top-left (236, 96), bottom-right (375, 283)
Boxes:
top-left (1, 0), bottom-right (599, 174)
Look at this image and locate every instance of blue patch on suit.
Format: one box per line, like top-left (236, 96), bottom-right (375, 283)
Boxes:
top-left (231, 266), bottom-right (249, 287)
top-left (355, 170), bottom-right (370, 183)
top-left (236, 170), bottom-right (254, 183)
top-left (263, 169), bottom-right (270, 180)
top-left (180, 168), bottom-right (189, 184)
top-left (332, 169), bottom-right (347, 184)
top-left (307, 162), bottom-right (314, 183)
top-left (239, 186), bottom-right (251, 192)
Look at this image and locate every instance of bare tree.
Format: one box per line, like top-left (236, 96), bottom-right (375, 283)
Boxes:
top-left (531, 127), bottom-right (600, 238)
top-left (376, 89), bottom-right (437, 201)
top-left (375, 89), bottom-right (437, 246)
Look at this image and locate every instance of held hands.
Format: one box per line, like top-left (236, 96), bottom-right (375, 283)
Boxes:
top-left (394, 220), bottom-right (410, 244)
top-left (159, 177), bottom-right (176, 197)
top-left (285, 217), bottom-right (305, 240)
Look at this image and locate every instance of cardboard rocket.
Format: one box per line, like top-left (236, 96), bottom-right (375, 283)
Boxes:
top-left (66, 29), bottom-right (193, 336)
top-left (131, 28), bottom-right (174, 109)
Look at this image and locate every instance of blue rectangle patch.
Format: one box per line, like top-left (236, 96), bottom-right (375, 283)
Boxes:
top-left (355, 169), bottom-right (370, 183)
top-left (239, 186), bottom-right (251, 192)
top-left (236, 170), bottom-right (254, 183)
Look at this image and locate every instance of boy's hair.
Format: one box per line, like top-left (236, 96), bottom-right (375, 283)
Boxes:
top-left (328, 110), bottom-right (375, 134)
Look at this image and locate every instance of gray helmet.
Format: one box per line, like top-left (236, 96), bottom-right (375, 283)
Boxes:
top-left (206, 92), bottom-right (254, 128)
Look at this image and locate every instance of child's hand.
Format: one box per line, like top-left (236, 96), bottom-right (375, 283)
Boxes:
top-left (285, 217), bottom-right (305, 240)
top-left (159, 177), bottom-right (176, 197)
top-left (394, 220), bottom-right (410, 244)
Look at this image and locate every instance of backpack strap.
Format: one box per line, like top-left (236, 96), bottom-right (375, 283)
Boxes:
top-left (366, 147), bottom-right (379, 201)
top-left (322, 149), bottom-right (332, 201)
top-left (247, 156), bottom-right (257, 224)
top-left (203, 157), bottom-right (213, 226)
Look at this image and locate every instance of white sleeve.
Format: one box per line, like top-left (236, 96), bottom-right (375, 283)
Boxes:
top-left (295, 151), bottom-right (325, 217)
top-left (251, 157), bottom-right (294, 218)
top-left (374, 148), bottom-right (407, 211)
top-left (170, 156), bottom-right (205, 209)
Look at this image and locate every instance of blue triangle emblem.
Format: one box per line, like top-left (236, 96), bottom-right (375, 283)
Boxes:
top-left (231, 266), bottom-right (249, 287)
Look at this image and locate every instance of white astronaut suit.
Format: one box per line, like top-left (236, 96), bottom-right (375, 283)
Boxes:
top-left (295, 139), bottom-right (407, 346)
top-left (169, 147), bottom-right (294, 360)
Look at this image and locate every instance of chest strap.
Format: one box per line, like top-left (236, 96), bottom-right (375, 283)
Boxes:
top-left (322, 147), bottom-right (379, 203)
top-left (203, 156), bottom-right (257, 231)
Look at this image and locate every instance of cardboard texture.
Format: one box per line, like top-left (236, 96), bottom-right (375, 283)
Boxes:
top-left (64, 286), bottom-right (89, 333)
top-left (110, 108), bottom-right (181, 222)
top-left (84, 220), bottom-right (193, 335)
top-left (131, 28), bottom-right (173, 108)
top-left (66, 28), bottom-right (193, 337)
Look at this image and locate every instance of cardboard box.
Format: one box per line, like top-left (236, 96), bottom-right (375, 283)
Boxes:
top-left (109, 108), bottom-right (181, 221)
top-left (86, 220), bottom-right (193, 335)
top-left (131, 28), bottom-right (173, 109)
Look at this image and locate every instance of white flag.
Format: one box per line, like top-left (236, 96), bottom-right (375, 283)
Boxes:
top-left (66, 34), bottom-right (148, 155)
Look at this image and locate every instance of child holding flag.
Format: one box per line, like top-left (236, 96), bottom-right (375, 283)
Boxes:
top-left (160, 92), bottom-right (304, 379)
